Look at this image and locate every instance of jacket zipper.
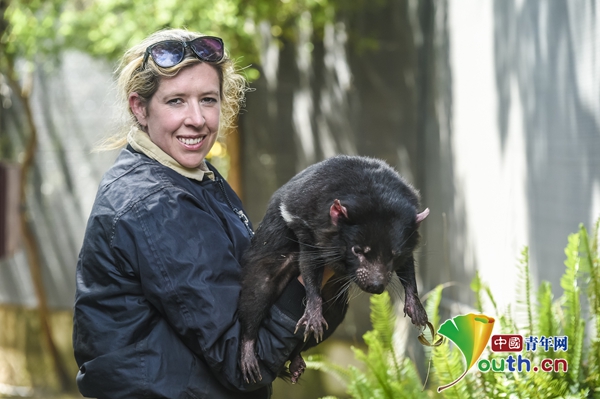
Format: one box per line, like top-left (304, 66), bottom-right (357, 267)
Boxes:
top-left (216, 178), bottom-right (254, 239)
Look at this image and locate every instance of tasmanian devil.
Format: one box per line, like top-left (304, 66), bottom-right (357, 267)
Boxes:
top-left (238, 155), bottom-right (430, 384)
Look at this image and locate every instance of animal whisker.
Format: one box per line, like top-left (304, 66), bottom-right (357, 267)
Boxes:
top-left (346, 284), bottom-right (366, 303)
top-left (386, 275), bottom-right (405, 300)
top-left (324, 280), bottom-right (354, 308)
top-left (284, 236), bottom-right (341, 251)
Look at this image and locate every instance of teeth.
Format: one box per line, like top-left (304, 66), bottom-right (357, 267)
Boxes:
top-left (179, 137), bottom-right (204, 145)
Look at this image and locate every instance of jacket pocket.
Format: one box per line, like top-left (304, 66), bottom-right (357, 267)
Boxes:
top-left (76, 339), bottom-right (149, 399)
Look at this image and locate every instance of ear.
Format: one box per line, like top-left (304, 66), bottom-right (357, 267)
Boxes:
top-left (129, 92), bottom-right (148, 128)
top-left (416, 208), bottom-right (429, 226)
top-left (330, 199), bottom-right (348, 226)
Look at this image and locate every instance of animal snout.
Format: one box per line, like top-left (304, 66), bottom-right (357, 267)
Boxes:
top-left (355, 267), bottom-right (389, 294)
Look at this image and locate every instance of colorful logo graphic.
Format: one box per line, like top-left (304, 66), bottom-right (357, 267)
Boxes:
top-left (436, 313), bottom-right (495, 393)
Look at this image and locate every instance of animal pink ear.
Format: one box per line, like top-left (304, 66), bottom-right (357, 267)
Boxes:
top-left (330, 199), bottom-right (348, 226)
top-left (416, 208), bottom-right (430, 225)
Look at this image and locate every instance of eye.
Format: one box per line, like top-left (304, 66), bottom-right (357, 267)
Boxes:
top-left (201, 96), bottom-right (218, 105)
top-left (352, 246), bottom-right (363, 256)
top-left (167, 98), bottom-right (183, 105)
top-left (352, 246), bottom-right (371, 256)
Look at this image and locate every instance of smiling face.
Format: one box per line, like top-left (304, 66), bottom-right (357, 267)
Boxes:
top-left (129, 62), bottom-right (221, 169)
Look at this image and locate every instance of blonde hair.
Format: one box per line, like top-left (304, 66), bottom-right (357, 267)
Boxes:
top-left (98, 28), bottom-right (247, 150)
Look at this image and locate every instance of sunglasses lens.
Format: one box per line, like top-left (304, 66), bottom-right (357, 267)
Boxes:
top-left (150, 41), bottom-right (185, 68)
top-left (189, 37), bottom-right (224, 62)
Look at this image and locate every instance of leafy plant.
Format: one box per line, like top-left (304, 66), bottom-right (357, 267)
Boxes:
top-left (306, 291), bottom-right (430, 399)
top-left (307, 222), bottom-right (600, 399)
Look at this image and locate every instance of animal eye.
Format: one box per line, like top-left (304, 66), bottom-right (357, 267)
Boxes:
top-left (352, 246), bottom-right (371, 256)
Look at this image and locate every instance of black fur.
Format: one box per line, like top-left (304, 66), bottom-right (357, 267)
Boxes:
top-left (238, 155), bottom-right (429, 384)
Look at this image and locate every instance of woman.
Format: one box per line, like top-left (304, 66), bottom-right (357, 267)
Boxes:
top-left (73, 28), bottom-right (336, 399)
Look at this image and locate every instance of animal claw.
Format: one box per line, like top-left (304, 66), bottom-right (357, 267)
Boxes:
top-left (303, 331), bottom-right (310, 342)
top-left (289, 354), bottom-right (306, 384)
top-left (240, 340), bottom-right (262, 384)
top-left (296, 313), bottom-right (329, 343)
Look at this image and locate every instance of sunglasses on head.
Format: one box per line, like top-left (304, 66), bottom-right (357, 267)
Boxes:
top-left (142, 36), bottom-right (224, 69)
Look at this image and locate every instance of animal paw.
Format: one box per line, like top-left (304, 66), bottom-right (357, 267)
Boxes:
top-left (404, 295), bottom-right (429, 328)
top-left (240, 340), bottom-right (262, 384)
top-left (294, 312), bottom-right (329, 342)
top-left (289, 354), bottom-right (306, 384)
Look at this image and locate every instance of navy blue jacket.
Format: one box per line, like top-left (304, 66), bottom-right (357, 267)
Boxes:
top-left (73, 147), bottom-right (310, 398)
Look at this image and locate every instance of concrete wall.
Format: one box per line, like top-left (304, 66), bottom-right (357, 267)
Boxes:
top-left (429, 0), bottom-right (600, 310)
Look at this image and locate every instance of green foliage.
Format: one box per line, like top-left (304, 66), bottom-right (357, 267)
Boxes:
top-left (561, 231), bottom-right (585, 389)
top-left (2, 0), bottom-right (394, 85)
top-left (516, 247), bottom-right (534, 338)
top-left (2, 0), bottom-right (343, 79)
top-left (307, 291), bottom-right (430, 399)
top-left (581, 222), bottom-right (600, 395)
top-left (1, 0), bottom-right (64, 69)
top-left (536, 281), bottom-right (558, 351)
top-left (59, 0), bottom-right (255, 62)
top-left (432, 223), bottom-right (599, 399)
top-left (307, 220), bottom-right (600, 399)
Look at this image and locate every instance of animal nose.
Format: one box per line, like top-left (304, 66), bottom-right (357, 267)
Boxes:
top-left (365, 282), bottom-right (385, 294)
top-left (356, 267), bottom-right (388, 294)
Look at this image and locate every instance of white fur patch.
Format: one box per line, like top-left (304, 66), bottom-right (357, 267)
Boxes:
top-left (279, 203), bottom-right (295, 224)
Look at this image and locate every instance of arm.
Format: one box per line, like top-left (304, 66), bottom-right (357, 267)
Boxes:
top-left (114, 188), bottom-right (306, 391)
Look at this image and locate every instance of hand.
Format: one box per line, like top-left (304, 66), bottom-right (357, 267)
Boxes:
top-left (297, 267), bottom-right (334, 288)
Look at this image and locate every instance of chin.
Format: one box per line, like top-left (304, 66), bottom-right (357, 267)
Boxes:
top-left (178, 157), bottom-right (205, 169)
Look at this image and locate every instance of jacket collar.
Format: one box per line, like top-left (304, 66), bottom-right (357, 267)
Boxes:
top-left (127, 127), bottom-right (215, 182)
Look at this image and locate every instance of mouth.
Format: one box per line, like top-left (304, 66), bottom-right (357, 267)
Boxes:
top-left (177, 136), bottom-right (206, 148)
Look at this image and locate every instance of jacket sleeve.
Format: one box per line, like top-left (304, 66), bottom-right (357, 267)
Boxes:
top-left (111, 186), bottom-right (309, 392)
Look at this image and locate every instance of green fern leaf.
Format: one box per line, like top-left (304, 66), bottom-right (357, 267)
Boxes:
top-left (362, 330), bottom-right (397, 399)
top-left (424, 284), bottom-right (444, 339)
top-left (536, 281), bottom-right (557, 354)
top-left (346, 366), bottom-right (377, 399)
top-left (560, 232), bottom-right (584, 388)
top-left (516, 247), bottom-right (534, 338)
top-left (369, 291), bottom-right (395, 352)
top-left (395, 357), bottom-right (429, 397)
top-left (561, 233), bottom-right (582, 325)
top-left (483, 285), bottom-right (499, 314)
top-left (305, 354), bottom-right (354, 385)
top-left (580, 222), bottom-right (600, 391)
top-left (584, 220), bottom-right (600, 392)
top-left (431, 341), bottom-right (470, 399)
top-left (470, 271), bottom-right (484, 313)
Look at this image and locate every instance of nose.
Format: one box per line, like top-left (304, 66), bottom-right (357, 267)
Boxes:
top-left (365, 282), bottom-right (385, 294)
top-left (355, 267), bottom-right (388, 294)
top-left (185, 103), bottom-right (205, 127)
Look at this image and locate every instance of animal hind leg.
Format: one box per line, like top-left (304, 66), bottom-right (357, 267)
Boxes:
top-left (294, 241), bottom-right (329, 342)
top-left (288, 351), bottom-right (306, 384)
top-left (239, 254), bottom-right (299, 383)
